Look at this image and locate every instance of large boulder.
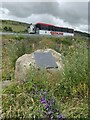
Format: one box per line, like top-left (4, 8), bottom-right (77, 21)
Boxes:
top-left (15, 49), bottom-right (63, 83)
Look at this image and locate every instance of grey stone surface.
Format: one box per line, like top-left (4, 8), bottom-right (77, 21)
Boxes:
top-left (34, 51), bottom-right (58, 68)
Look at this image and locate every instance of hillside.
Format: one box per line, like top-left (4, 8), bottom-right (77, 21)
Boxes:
top-left (0, 20), bottom-right (29, 33)
top-left (74, 30), bottom-right (89, 37)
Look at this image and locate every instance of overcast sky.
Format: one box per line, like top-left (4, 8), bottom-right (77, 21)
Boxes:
top-left (0, 0), bottom-right (89, 32)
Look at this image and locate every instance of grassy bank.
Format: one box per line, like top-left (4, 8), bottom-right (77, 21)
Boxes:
top-left (0, 20), bottom-right (29, 33)
top-left (2, 35), bottom-right (88, 119)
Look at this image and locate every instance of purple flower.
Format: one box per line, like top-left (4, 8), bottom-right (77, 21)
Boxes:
top-left (43, 92), bottom-right (47, 95)
top-left (41, 98), bottom-right (47, 104)
top-left (36, 91), bottom-right (39, 94)
top-left (47, 110), bottom-right (54, 115)
top-left (57, 114), bottom-right (64, 119)
top-left (45, 103), bottom-right (50, 109)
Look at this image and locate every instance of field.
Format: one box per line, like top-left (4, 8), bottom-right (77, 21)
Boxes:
top-left (0, 20), bottom-right (29, 33)
top-left (1, 33), bottom-right (89, 119)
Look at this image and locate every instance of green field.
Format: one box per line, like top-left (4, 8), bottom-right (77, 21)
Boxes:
top-left (2, 33), bottom-right (88, 119)
top-left (0, 20), bottom-right (29, 33)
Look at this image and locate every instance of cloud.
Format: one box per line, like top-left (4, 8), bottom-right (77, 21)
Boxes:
top-left (1, 1), bottom-right (88, 32)
top-left (2, 2), bottom-right (58, 18)
top-left (1, 0), bottom-right (90, 2)
top-left (2, 2), bottom-right (88, 25)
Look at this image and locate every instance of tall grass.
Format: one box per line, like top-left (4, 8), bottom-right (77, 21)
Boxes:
top-left (2, 35), bottom-right (42, 80)
top-left (2, 35), bottom-right (88, 119)
top-left (54, 40), bottom-right (88, 99)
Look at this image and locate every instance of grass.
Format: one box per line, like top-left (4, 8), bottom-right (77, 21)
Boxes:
top-left (0, 20), bottom-right (29, 33)
top-left (2, 23), bottom-right (27, 33)
top-left (2, 34), bottom-right (88, 119)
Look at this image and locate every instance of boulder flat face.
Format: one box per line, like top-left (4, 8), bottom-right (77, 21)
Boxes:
top-left (15, 49), bottom-right (63, 83)
top-left (34, 51), bottom-right (58, 69)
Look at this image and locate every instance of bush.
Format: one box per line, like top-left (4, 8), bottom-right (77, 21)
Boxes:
top-left (3, 26), bottom-right (13, 32)
top-left (3, 26), bottom-right (8, 31)
top-left (8, 27), bottom-right (13, 32)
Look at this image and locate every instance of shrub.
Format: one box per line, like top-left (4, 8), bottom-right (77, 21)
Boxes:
top-left (3, 26), bottom-right (13, 32)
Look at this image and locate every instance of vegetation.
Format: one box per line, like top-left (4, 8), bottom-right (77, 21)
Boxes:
top-left (3, 26), bottom-right (13, 32)
top-left (2, 34), bottom-right (88, 119)
top-left (0, 20), bottom-right (29, 33)
top-left (75, 30), bottom-right (89, 37)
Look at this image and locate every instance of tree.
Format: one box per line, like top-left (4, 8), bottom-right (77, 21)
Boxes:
top-left (3, 26), bottom-right (8, 31)
top-left (8, 27), bottom-right (12, 32)
top-left (3, 26), bottom-right (13, 32)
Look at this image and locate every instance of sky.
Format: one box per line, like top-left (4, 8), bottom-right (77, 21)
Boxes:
top-left (0, 0), bottom-right (89, 33)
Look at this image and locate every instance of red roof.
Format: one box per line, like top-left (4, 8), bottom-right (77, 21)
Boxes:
top-left (36, 22), bottom-right (55, 27)
top-left (36, 22), bottom-right (73, 30)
